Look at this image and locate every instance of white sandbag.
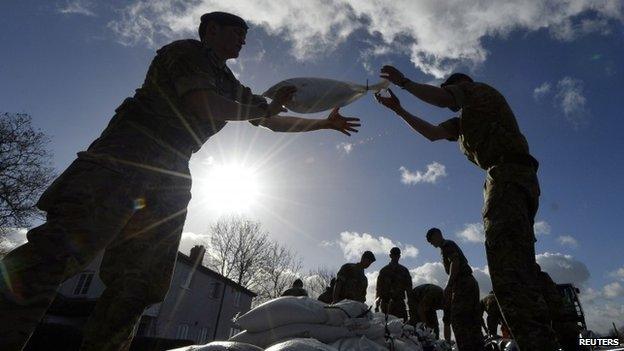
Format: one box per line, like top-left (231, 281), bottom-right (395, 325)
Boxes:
top-left (230, 324), bottom-right (352, 348)
top-left (386, 319), bottom-right (404, 336)
top-left (167, 341), bottom-right (263, 351)
top-left (361, 322), bottom-right (385, 340)
top-left (266, 338), bottom-right (339, 351)
top-left (235, 297), bottom-right (327, 332)
top-left (390, 338), bottom-right (423, 351)
top-left (330, 336), bottom-right (388, 351)
top-left (263, 77), bottom-right (389, 113)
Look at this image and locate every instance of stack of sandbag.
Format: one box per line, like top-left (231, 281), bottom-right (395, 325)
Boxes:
top-left (167, 297), bottom-right (452, 351)
top-left (229, 297), bottom-right (364, 348)
top-left (167, 341), bottom-right (263, 351)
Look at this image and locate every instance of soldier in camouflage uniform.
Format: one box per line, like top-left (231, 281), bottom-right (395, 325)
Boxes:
top-left (408, 283), bottom-right (448, 339)
top-left (0, 12), bottom-right (361, 351)
top-left (375, 65), bottom-right (559, 351)
top-left (535, 264), bottom-right (580, 351)
top-left (333, 251), bottom-right (376, 303)
top-left (426, 228), bottom-right (483, 350)
top-left (317, 278), bottom-right (336, 304)
top-left (281, 279), bottom-right (309, 297)
top-left (375, 247), bottom-right (412, 321)
top-left (480, 291), bottom-right (509, 337)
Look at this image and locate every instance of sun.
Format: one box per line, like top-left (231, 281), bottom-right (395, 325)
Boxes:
top-left (197, 162), bottom-right (261, 213)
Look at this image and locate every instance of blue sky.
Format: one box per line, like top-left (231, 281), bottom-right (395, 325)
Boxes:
top-left (1, 0), bottom-right (623, 332)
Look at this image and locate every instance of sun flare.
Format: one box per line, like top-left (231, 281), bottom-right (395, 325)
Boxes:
top-left (198, 162), bottom-right (261, 214)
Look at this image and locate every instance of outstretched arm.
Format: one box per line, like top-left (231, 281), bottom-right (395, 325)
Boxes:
top-left (183, 86), bottom-right (296, 122)
top-left (374, 89), bottom-right (455, 141)
top-left (254, 108), bottom-right (360, 135)
top-left (380, 65), bottom-right (456, 108)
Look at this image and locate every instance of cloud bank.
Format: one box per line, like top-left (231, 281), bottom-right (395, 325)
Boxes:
top-left (106, 0), bottom-right (624, 78)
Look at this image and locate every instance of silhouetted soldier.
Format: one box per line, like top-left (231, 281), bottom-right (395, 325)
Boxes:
top-left (375, 65), bottom-right (558, 351)
top-left (333, 251), bottom-right (376, 303)
top-left (480, 291), bottom-right (510, 338)
top-left (281, 279), bottom-right (309, 297)
top-left (408, 283), bottom-right (449, 339)
top-left (0, 12), bottom-right (361, 351)
top-left (535, 264), bottom-right (580, 351)
top-left (317, 278), bottom-right (336, 304)
top-left (426, 228), bottom-right (483, 351)
top-left (376, 247), bottom-right (412, 321)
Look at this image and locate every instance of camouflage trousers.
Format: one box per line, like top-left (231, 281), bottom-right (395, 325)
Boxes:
top-left (380, 297), bottom-right (407, 321)
top-left (0, 159), bottom-right (191, 351)
top-left (483, 164), bottom-right (559, 351)
top-left (449, 274), bottom-right (483, 351)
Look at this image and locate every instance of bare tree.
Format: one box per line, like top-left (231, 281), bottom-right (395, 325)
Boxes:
top-left (254, 242), bottom-right (302, 303)
top-left (304, 267), bottom-right (336, 299)
top-left (204, 216), bottom-right (271, 289)
top-left (202, 216), bottom-right (307, 304)
top-left (0, 113), bottom-right (54, 252)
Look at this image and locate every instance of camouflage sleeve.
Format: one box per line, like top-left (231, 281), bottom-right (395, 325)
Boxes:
top-left (437, 117), bottom-right (460, 141)
top-left (442, 82), bottom-right (470, 108)
top-left (441, 241), bottom-right (460, 262)
top-left (163, 46), bottom-right (219, 98)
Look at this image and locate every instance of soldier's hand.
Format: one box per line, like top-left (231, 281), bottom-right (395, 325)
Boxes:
top-left (267, 85), bottom-right (296, 117)
top-left (326, 107), bottom-right (360, 136)
top-left (374, 88), bottom-right (402, 112)
top-left (380, 65), bottom-right (406, 86)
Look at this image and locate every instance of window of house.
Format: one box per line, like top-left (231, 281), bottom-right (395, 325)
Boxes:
top-left (233, 290), bottom-right (242, 307)
top-left (73, 272), bottom-right (94, 296)
top-left (198, 327), bottom-right (210, 344)
top-left (210, 282), bottom-right (222, 299)
top-left (176, 324), bottom-right (189, 340)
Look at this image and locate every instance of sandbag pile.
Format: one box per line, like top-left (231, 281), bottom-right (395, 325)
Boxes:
top-left (167, 297), bottom-right (453, 351)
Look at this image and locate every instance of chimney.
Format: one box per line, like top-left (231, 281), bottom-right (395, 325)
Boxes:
top-left (189, 245), bottom-right (206, 266)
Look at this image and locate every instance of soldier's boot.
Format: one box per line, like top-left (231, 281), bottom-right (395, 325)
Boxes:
top-left (80, 275), bottom-right (155, 351)
top-left (0, 243), bottom-right (70, 351)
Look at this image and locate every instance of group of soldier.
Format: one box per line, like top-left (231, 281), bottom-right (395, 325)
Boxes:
top-left (0, 10), bottom-right (578, 351)
top-left (285, 234), bottom-right (578, 351)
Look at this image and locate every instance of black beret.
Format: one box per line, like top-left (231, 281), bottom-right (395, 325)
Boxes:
top-left (199, 12), bottom-right (248, 40)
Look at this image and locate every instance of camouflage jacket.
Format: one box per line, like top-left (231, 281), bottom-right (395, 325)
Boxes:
top-left (335, 263), bottom-right (368, 303)
top-left (81, 39), bottom-right (266, 175)
top-left (376, 262), bottom-right (412, 301)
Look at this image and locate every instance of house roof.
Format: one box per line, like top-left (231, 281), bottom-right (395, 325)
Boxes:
top-left (176, 252), bottom-right (257, 297)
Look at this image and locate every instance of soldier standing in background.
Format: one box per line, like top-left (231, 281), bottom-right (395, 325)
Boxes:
top-left (281, 279), bottom-right (309, 297)
top-left (333, 251), bottom-right (376, 303)
top-left (375, 247), bottom-right (413, 321)
top-left (0, 12), bottom-right (361, 351)
top-left (535, 264), bottom-right (580, 351)
top-left (426, 228), bottom-right (483, 351)
top-left (375, 64), bottom-right (559, 350)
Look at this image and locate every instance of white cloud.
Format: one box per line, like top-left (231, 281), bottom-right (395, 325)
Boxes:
top-left (583, 301), bottom-right (624, 335)
top-left (536, 252), bottom-right (590, 286)
top-left (533, 82), bottom-right (551, 100)
top-left (336, 231), bottom-right (419, 261)
top-left (58, 0), bottom-right (96, 17)
top-left (0, 227), bottom-right (28, 253)
top-left (610, 267), bottom-right (624, 281)
top-left (337, 142), bottom-right (354, 154)
top-left (457, 222), bottom-right (485, 243)
top-left (410, 262), bottom-right (448, 287)
top-left (603, 282), bottom-right (624, 299)
top-left (557, 235), bottom-right (578, 248)
top-left (399, 162), bottom-right (447, 185)
top-left (107, 1), bottom-right (624, 78)
top-left (555, 77), bottom-right (589, 127)
top-left (533, 220), bottom-right (551, 235)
